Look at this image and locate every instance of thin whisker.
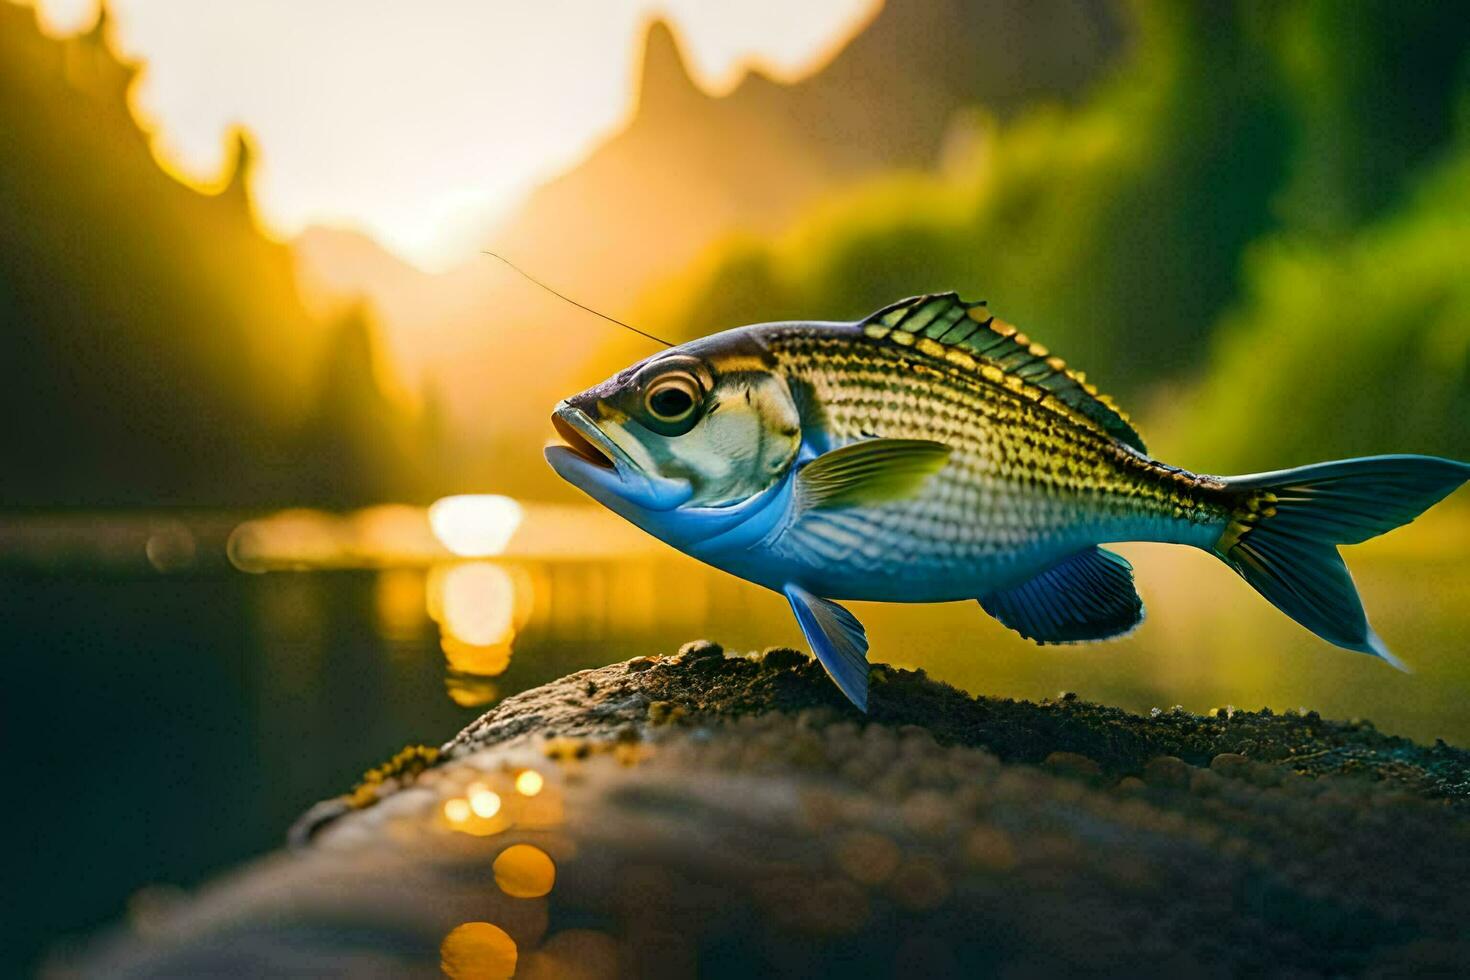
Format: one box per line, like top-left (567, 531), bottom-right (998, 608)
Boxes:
top-left (481, 250), bottom-right (673, 347)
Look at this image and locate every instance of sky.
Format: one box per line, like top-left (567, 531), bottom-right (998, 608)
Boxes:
top-left (25, 0), bottom-right (880, 270)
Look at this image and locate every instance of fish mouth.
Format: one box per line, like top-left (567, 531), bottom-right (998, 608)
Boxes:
top-left (551, 410), bottom-right (614, 470)
top-left (545, 401), bottom-right (693, 513)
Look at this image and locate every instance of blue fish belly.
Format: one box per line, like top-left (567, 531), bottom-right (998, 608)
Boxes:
top-left (704, 502), bottom-right (1107, 603)
top-left (682, 460), bottom-right (1220, 602)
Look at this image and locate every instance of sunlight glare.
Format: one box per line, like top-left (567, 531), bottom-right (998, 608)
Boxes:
top-left (28, 0), bottom-right (97, 35)
top-left (428, 495), bottom-right (524, 558)
top-left (438, 562), bottom-right (517, 646)
top-left (24, 0), bottom-right (881, 268)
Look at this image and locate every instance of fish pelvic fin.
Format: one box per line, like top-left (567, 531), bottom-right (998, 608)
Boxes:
top-left (979, 547), bottom-right (1144, 644)
top-left (796, 438), bottom-right (951, 511)
top-left (783, 584), bottom-right (870, 711)
top-left (1213, 454), bottom-right (1470, 666)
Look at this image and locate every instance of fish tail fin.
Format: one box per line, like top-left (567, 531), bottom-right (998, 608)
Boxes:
top-left (1212, 454), bottom-right (1470, 667)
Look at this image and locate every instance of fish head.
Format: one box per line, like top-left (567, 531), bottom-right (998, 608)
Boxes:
top-left (547, 328), bottom-right (802, 530)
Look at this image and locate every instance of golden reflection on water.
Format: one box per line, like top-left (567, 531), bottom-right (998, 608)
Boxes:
top-left (432, 562), bottom-right (524, 648)
top-left (426, 560), bottom-right (537, 705)
top-left (445, 675), bottom-right (501, 708)
top-left (373, 567), bottom-right (427, 643)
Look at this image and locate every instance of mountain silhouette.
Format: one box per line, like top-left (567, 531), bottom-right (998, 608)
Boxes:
top-left (485, 2), bottom-right (1121, 308)
top-left (296, 0), bottom-right (1121, 497)
top-left (0, 5), bottom-right (416, 506)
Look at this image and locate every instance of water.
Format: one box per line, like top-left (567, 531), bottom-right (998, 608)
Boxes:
top-left (5, 502), bottom-right (1468, 973)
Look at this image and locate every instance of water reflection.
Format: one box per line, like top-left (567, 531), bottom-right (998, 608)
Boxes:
top-left (428, 561), bottom-right (534, 704)
top-left (4, 499), bottom-right (1469, 746)
top-left (372, 567), bottom-right (427, 645)
top-left (222, 499), bottom-right (687, 708)
top-left (433, 562), bottom-right (522, 648)
top-left (225, 498), bottom-right (657, 570)
top-left (205, 498), bottom-right (1470, 750)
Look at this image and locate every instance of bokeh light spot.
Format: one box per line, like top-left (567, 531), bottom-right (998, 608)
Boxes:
top-left (440, 921), bottom-right (517, 980)
top-left (144, 522), bottom-right (196, 572)
top-left (443, 798), bottom-right (471, 824)
top-left (515, 769), bottom-right (544, 797)
top-left (468, 782), bottom-right (502, 819)
top-left (493, 843), bottom-right (556, 898)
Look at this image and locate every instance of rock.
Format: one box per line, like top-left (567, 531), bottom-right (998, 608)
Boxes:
top-left (758, 646), bottom-right (808, 670)
top-left (53, 645), bottom-right (1470, 979)
top-left (675, 639), bottom-right (723, 660)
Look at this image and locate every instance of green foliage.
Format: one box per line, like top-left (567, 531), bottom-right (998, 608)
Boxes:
top-left (346, 743), bottom-right (440, 810)
top-left (1179, 146), bottom-right (1470, 472)
top-left (643, 1), bottom-right (1296, 397)
top-left (640, 0), bottom-right (1470, 469)
top-left (1269, 0), bottom-right (1470, 235)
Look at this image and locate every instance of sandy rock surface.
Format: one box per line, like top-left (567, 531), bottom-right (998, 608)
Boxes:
top-left (56, 643), bottom-right (1470, 978)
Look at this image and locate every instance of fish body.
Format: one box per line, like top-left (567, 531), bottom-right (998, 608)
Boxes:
top-left (746, 321), bottom-right (1231, 600)
top-left (548, 293), bottom-right (1470, 709)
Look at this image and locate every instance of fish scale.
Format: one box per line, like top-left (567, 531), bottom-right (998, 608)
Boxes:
top-left (765, 328), bottom-right (1230, 589)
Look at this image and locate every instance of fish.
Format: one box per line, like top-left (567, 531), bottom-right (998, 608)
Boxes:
top-left (546, 292), bottom-right (1470, 711)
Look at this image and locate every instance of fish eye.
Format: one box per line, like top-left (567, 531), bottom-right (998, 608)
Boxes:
top-left (644, 373), bottom-right (701, 424)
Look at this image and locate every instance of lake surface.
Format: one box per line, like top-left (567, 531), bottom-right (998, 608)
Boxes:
top-left (5, 501), bottom-right (1468, 972)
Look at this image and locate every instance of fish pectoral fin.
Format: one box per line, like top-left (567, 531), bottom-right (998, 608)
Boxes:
top-left (979, 547), bottom-right (1144, 644)
top-left (797, 438), bottom-right (951, 510)
top-left (783, 584), bottom-right (870, 711)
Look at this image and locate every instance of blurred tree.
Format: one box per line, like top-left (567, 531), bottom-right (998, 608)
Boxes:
top-left (1269, 0), bottom-right (1470, 237)
top-left (0, 6), bottom-right (418, 507)
top-left (638, 0), bottom-right (1470, 428)
top-left (295, 306), bottom-right (420, 507)
top-left (640, 1), bottom-right (1295, 396)
top-left (1175, 143), bottom-right (1470, 472)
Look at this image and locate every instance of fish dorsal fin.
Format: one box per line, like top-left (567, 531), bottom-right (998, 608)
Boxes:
top-left (861, 293), bottom-right (1146, 453)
